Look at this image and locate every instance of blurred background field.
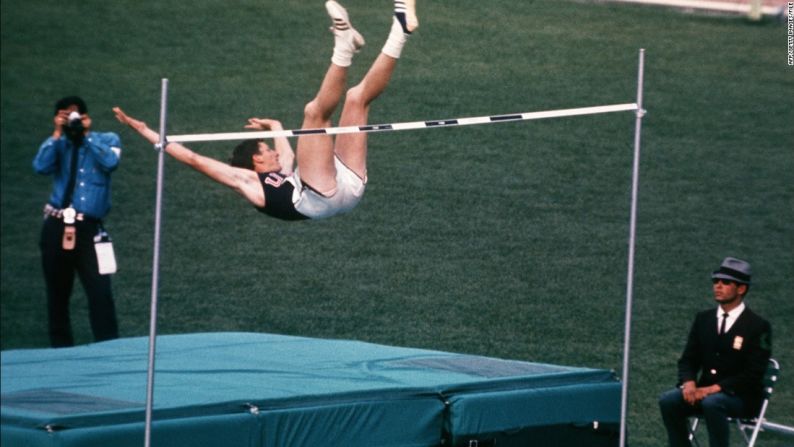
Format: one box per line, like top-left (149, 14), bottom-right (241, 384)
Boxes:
top-left (1, 1), bottom-right (791, 445)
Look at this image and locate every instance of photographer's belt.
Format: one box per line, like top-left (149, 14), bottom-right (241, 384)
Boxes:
top-left (43, 204), bottom-right (96, 250)
top-left (43, 203), bottom-right (92, 223)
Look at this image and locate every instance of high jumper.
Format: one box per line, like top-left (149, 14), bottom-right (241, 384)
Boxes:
top-left (114, 0), bottom-right (418, 221)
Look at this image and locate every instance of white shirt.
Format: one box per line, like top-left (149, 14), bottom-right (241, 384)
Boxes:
top-left (717, 302), bottom-right (745, 334)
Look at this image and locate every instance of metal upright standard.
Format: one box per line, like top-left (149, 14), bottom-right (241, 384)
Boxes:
top-left (144, 78), bottom-right (169, 447)
top-left (619, 48), bottom-right (646, 447)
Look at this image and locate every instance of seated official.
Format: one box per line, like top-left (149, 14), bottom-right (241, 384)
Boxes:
top-left (658, 257), bottom-right (772, 447)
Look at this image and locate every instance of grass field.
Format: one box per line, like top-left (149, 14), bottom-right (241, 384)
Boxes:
top-left (1, 1), bottom-right (792, 445)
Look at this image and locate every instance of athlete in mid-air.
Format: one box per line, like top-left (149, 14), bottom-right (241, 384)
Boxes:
top-left (114, 0), bottom-right (418, 220)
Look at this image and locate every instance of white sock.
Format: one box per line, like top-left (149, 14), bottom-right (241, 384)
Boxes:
top-left (381, 17), bottom-right (409, 59)
top-left (332, 45), bottom-right (354, 67)
top-left (330, 27), bottom-right (364, 67)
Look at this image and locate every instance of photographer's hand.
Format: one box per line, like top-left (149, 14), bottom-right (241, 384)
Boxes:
top-left (81, 115), bottom-right (92, 134)
top-left (53, 110), bottom-right (69, 139)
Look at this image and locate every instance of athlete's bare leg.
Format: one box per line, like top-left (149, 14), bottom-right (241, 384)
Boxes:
top-left (296, 65), bottom-right (348, 194)
top-left (334, 54), bottom-right (398, 180)
top-left (334, 1), bottom-right (418, 180)
top-left (296, 1), bottom-right (364, 194)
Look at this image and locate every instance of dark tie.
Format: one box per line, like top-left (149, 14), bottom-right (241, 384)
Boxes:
top-left (62, 142), bottom-right (80, 208)
top-left (719, 312), bottom-right (729, 335)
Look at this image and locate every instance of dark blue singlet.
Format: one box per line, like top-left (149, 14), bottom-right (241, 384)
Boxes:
top-left (255, 172), bottom-right (309, 221)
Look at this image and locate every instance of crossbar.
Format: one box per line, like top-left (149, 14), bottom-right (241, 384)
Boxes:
top-left (167, 103), bottom-right (639, 143)
top-left (606, 0), bottom-right (783, 16)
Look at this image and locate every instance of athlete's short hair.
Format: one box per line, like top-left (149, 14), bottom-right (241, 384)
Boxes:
top-left (229, 139), bottom-right (262, 170)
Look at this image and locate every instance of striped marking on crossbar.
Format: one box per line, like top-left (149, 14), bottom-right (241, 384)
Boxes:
top-left (167, 103), bottom-right (639, 143)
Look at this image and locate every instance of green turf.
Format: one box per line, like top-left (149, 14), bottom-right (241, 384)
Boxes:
top-left (1, 1), bottom-right (792, 445)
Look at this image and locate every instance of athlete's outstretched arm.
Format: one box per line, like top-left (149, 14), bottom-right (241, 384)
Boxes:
top-left (245, 117), bottom-right (295, 176)
top-left (112, 107), bottom-right (265, 207)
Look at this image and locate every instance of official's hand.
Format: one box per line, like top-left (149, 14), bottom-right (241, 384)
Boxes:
top-left (681, 381), bottom-right (698, 405)
top-left (694, 384), bottom-right (721, 401)
top-left (245, 118), bottom-right (283, 131)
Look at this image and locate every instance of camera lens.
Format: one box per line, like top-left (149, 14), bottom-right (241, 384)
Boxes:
top-left (64, 111), bottom-right (84, 141)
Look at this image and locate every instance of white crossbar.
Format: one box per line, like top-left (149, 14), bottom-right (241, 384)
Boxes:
top-left (167, 103), bottom-right (639, 143)
top-left (606, 0), bottom-right (783, 16)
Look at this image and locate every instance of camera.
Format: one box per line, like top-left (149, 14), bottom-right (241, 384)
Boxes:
top-left (65, 111), bottom-right (84, 141)
top-left (67, 111), bottom-right (84, 130)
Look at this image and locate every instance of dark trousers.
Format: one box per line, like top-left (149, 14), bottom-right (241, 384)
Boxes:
top-left (659, 387), bottom-right (745, 447)
top-left (40, 216), bottom-right (118, 347)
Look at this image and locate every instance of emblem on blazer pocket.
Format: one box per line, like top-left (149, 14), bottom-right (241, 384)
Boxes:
top-left (733, 336), bottom-right (744, 350)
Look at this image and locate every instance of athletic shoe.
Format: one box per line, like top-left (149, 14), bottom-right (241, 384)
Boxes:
top-left (325, 1), bottom-right (365, 51)
top-left (394, 0), bottom-right (418, 34)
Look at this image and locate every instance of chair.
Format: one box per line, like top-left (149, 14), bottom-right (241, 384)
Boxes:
top-left (689, 358), bottom-right (780, 447)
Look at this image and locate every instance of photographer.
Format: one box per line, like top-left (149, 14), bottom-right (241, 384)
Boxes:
top-left (33, 96), bottom-right (122, 347)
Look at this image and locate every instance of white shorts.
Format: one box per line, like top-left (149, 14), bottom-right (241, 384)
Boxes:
top-left (292, 156), bottom-right (366, 219)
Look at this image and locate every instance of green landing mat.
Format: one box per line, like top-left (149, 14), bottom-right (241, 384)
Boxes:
top-left (1, 332), bottom-right (620, 446)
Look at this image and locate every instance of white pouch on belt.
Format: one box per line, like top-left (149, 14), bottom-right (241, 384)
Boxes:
top-left (94, 230), bottom-right (117, 275)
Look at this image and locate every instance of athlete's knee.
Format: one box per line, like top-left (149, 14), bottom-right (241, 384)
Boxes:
top-left (344, 85), bottom-right (370, 111)
top-left (302, 100), bottom-right (332, 126)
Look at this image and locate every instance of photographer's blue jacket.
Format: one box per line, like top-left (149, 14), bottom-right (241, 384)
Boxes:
top-left (33, 132), bottom-right (122, 219)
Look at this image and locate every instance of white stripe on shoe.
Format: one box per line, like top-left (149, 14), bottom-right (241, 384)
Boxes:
top-left (394, 0), bottom-right (418, 33)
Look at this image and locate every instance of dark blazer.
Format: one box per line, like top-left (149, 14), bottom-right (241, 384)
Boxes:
top-left (677, 305), bottom-right (772, 415)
